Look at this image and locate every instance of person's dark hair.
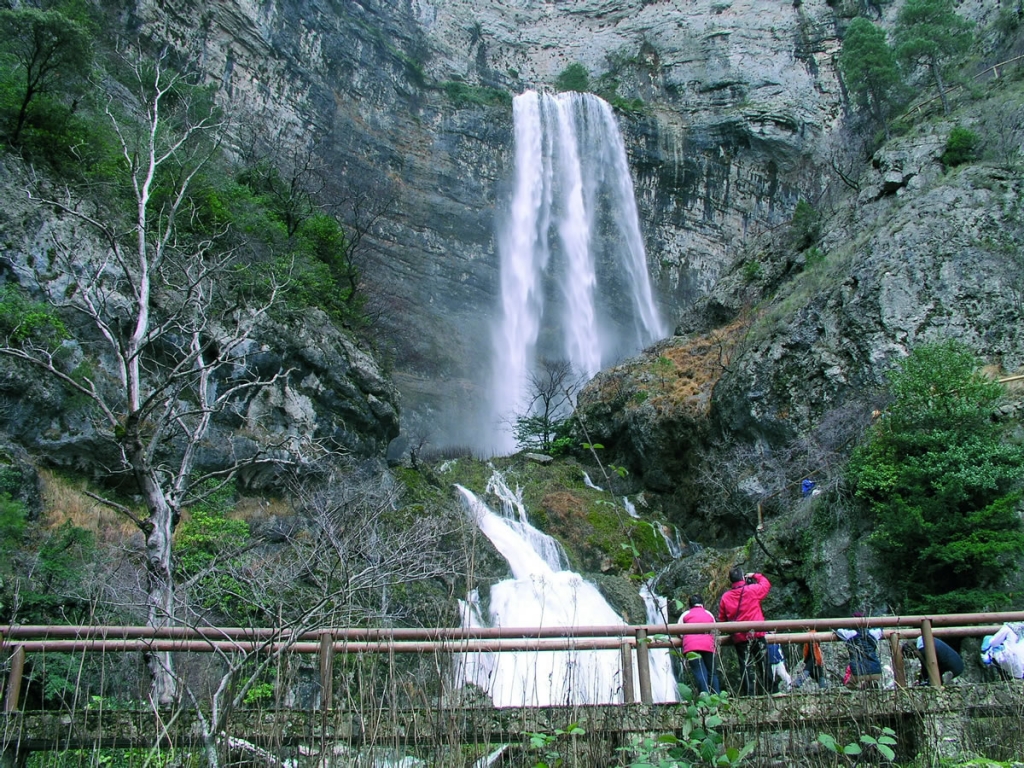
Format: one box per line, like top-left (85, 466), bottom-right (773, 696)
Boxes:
top-left (688, 594), bottom-right (703, 608)
top-left (728, 566), bottom-right (744, 584)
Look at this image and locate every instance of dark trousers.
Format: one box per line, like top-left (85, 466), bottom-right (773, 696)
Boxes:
top-left (686, 650), bottom-right (720, 694)
top-left (734, 638), bottom-right (768, 696)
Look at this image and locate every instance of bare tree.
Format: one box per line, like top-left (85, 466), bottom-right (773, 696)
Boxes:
top-left (152, 466), bottom-right (464, 767)
top-left (0, 52), bottom-right (305, 705)
top-left (509, 360), bottom-right (585, 454)
top-left (290, 467), bottom-right (463, 626)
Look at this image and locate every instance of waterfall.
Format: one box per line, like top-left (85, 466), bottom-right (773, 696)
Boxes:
top-left (639, 584), bottom-right (680, 703)
top-left (456, 473), bottom-right (677, 706)
top-left (486, 91), bottom-right (665, 455)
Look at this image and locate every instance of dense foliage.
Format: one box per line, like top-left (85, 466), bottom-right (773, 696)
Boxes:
top-left (848, 341), bottom-right (1024, 613)
top-left (838, 18), bottom-right (902, 137)
top-left (894, 0), bottom-right (975, 115)
top-left (0, 5), bottom-right (93, 159)
top-left (556, 62), bottom-right (590, 93)
top-left (940, 125), bottom-right (981, 167)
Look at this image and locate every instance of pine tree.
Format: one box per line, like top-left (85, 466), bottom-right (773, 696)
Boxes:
top-left (838, 18), bottom-right (902, 139)
top-left (848, 341), bottom-right (1024, 613)
top-left (894, 0), bottom-right (974, 115)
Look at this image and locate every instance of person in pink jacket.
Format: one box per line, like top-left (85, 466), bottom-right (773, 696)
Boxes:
top-left (718, 566), bottom-right (772, 695)
top-left (680, 594), bottom-right (720, 694)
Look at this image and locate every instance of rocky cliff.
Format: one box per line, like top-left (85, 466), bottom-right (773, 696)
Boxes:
top-left (109, 0), bottom-right (852, 449)
top-left (0, 158), bottom-right (400, 481)
top-left (573, 71), bottom-right (1024, 614)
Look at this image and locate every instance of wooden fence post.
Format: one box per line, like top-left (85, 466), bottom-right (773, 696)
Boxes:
top-left (889, 632), bottom-right (906, 688)
top-left (635, 629), bottom-right (652, 705)
top-left (3, 645), bottom-right (25, 712)
top-left (319, 631), bottom-right (334, 710)
top-left (620, 640), bottom-right (635, 704)
top-left (920, 619), bottom-right (942, 687)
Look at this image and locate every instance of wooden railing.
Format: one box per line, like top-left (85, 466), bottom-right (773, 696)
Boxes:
top-left (4, 611), bottom-right (1023, 710)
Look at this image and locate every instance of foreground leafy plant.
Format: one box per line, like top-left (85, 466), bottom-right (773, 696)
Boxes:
top-left (818, 726), bottom-right (897, 763)
top-left (621, 683), bottom-right (753, 767)
top-left (528, 723), bottom-right (585, 768)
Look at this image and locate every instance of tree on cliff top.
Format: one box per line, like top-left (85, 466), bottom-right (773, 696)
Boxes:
top-left (0, 53), bottom-right (302, 705)
top-left (838, 17), bottom-right (902, 139)
top-left (894, 0), bottom-right (974, 115)
top-left (848, 341), bottom-right (1024, 613)
top-left (0, 6), bottom-right (92, 146)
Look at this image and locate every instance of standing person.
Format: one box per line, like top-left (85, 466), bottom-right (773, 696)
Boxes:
top-left (836, 612), bottom-right (883, 688)
top-left (718, 567), bottom-right (772, 696)
top-left (680, 594), bottom-right (720, 694)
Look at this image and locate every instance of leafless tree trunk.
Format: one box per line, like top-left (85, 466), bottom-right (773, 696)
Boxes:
top-left (1, 51), bottom-right (299, 705)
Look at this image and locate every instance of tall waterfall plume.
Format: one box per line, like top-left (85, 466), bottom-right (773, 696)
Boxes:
top-left (486, 91), bottom-right (665, 454)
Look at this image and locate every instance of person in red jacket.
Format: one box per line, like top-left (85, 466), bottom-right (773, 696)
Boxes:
top-left (680, 594), bottom-right (720, 694)
top-left (717, 566), bottom-right (772, 696)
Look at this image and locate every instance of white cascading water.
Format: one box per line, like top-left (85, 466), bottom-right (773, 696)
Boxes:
top-left (639, 583), bottom-right (681, 703)
top-left (456, 473), bottom-right (677, 706)
top-left (457, 91), bottom-right (677, 707)
top-left (487, 91), bottom-right (665, 455)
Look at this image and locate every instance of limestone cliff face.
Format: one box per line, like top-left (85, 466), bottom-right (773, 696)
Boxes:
top-left (115, 0), bottom-right (848, 446)
top-left (0, 159), bottom-right (399, 480)
top-left (573, 100), bottom-right (1024, 613)
top-left (712, 127), bottom-right (1024, 446)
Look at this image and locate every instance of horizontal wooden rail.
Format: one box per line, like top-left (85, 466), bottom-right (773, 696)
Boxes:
top-left (3, 611), bottom-right (1022, 712)
top-left (4, 610), bottom-right (1023, 643)
top-left (0, 625), bottom-right (1009, 655)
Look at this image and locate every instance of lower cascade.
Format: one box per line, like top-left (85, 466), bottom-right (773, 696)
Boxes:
top-left (456, 472), bottom-right (677, 706)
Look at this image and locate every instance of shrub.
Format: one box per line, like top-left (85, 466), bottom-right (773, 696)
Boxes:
top-left (788, 199), bottom-right (821, 252)
top-left (175, 481), bottom-right (249, 615)
top-left (741, 260), bottom-right (763, 283)
top-left (941, 125), bottom-right (981, 167)
top-left (556, 63), bottom-right (590, 93)
top-left (441, 81), bottom-right (511, 108)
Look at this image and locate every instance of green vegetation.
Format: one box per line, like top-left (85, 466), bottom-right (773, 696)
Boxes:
top-left (0, 7), bottom-right (92, 146)
top-left (529, 724), bottom-right (586, 768)
top-left (941, 125), bottom-right (981, 167)
top-left (0, 286), bottom-right (69, 345)
top-left (620, 683), bottom-right (753, 767)
top-left (894, 0), bottom-right (974, 115)
top-left (787, 199), bottom-right (822, 252)
top-left (2, 516), bottom-right (95, 624)
top-left (848, 341), bottom-right (1024, 612)
top-left (818, 726), bottom-right (898, 762)
top-left (175, 481), bottom-right (249, 616)
top-left (442, 80), bottom-right (512, 108)
top-left (741, 260), bottom-right (763, 283)
top-left (838, 18), bottom-right (901, 138)
top-left (556, 62), bottom-right (591, 93)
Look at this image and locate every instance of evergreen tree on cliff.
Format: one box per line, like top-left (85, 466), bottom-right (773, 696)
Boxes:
top-left (848, 341), bottom-right (1024, 613)
top-left (894, 0), bottom-right (974, 115)
top-left (838, 17), bottom-right (902, 139)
